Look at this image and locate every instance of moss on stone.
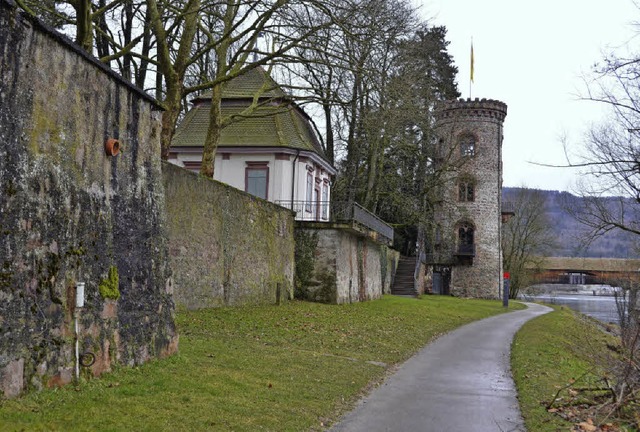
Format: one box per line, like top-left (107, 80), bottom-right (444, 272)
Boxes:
top-left (3, 180), bottom-right (17, 196)
top-left (29, 100), bottom-right (63, 158)
top-left (65, 246), bottom-right (86, 257)
top-left (163, 164), bottom-right (295, 309)
top-left (293, 230), bottom-right (318, 300)
top-left (315, 271), bottom-right (337, 304)
top-left (99, 266), bottom-right (120, 300)
top-left (0, 261), bottom-right (12, 289)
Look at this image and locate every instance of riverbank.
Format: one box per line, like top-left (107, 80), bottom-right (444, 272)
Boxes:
top-left (0, 296), bottom-right (522, 431)
top-left (527, 284), bottom-right (621, 297)
top-left (525, 293), bottom-right (621, 324)
top-left (512, 305), bottom-right (635, 431)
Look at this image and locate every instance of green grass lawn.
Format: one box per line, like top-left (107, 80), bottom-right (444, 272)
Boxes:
top-left (512, 305), bottom-right (625, 431)
top-left (0, 295), bottom-right (522, 431)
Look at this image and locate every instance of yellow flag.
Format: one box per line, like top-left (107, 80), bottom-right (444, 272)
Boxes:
top-left (470, 42), bottom-right (474, 83)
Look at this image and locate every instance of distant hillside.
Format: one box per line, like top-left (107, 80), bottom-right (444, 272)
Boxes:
top-left (503, 187), bottom-right (640, 258)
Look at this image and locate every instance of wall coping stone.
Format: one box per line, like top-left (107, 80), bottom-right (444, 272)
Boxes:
top-left (295, 221), bottom-right (393, 246)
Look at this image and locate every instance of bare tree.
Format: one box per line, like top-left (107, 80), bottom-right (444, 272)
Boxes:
top-left (502, 188), bottom-right (555, 299)
top-left (17, 1), bottom-right (158, 87)
top-left (17, 0), bottom-right (134, 53)
top-left (146, 0), bottom-right (201, 160)
top-left (570, 51), bottom-right (640, 237)
top-left (565, 40), bottom-right (640, 422)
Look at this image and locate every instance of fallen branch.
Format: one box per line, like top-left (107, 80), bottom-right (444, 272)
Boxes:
top-left (546, 372), bottom-right (593, 410)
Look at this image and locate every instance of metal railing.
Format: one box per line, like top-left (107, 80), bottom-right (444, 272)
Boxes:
top-left (275, 200), bottom-right (394, 244)
top-left (275, 200), bottom-right (331, 222)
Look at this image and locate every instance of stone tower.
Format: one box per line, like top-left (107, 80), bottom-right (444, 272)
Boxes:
top-left (431, 98), bottom-right (508, 298)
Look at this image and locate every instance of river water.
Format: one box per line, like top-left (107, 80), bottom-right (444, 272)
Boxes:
top-left (524, 293), bottom-right (620, 324)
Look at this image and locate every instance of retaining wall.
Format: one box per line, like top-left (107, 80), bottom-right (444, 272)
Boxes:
top-left (295, 226), bottom-right (399, 304)
top-left (0, 1), bottom-right (177, 398)
top-left (163, 163), bottom-right (295, 309)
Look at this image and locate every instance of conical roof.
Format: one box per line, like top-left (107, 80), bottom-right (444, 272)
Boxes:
top-left (192, 67), bottom-right (286, 102)
top-left (172, 67), bottom-right (331, 165)
top-left (172, 104), bottom-right (325, 155)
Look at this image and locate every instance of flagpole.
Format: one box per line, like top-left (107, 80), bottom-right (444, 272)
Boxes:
top-left (469, 37), bottom-right (474, 99)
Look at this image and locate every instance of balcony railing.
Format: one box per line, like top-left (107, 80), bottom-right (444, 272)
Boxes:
top-left (275, 200), bottom-right (394, 245)
top-left (454, 243), bottom-right (476, 256)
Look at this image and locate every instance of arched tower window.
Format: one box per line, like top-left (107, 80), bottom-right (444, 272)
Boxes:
top-left (459, 134), bottom-right (476, 157)
top-left (458, 176), bottom-right (476, 202)
top-left (456, 221), bottom-right (475, 257)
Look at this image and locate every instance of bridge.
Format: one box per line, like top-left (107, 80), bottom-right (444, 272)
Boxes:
top-left (529, 257), bottom-right (640, 285)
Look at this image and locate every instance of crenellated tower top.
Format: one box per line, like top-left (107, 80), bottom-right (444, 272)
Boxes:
top-left (435, 98), bottom-right (507, 123)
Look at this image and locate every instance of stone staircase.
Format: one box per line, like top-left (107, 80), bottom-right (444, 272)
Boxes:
top-left (391, 256), bottom-right (417, 296)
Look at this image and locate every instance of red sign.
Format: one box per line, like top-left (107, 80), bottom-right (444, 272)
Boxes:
top-left (503, 272), bottom-right (510, 279)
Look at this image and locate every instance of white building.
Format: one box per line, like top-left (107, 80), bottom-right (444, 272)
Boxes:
top-left (169, 68), bottom-right (336, 221)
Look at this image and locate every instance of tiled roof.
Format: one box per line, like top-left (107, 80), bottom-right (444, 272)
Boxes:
top-left (172, 104), bottom-right (326, 156)
top-left (193, 67), bottom-right (286, 101)
top-left (172, 67), bottom-right (329, 161)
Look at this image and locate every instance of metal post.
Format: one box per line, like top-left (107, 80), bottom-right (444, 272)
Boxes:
top-left (503, 278), bottom-right (510, 307)
top-left (75, 282), bottom-right (85, 381)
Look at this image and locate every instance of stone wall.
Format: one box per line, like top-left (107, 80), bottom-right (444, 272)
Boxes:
top-left (434, 98), bottom-right (507, 298)
top-left (0, 1), bottom-right (177, 398)
top-left (163, 163), bottom-right (295, 309)
top-left (295, 226), bottom-right (399, 304)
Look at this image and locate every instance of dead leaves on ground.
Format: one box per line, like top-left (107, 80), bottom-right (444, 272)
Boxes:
top-left (544, 380), bottom-right (633, 432)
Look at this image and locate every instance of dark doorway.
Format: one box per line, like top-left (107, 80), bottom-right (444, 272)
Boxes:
top-left (433, 266), bottom-right (451, 295)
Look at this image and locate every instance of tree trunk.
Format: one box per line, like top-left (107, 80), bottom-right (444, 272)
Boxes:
top-left (75, 0), bottom-right (93, 52)
top-left (160, 79), bottom-right (182, 160)
top-left (122, 0), bottom-right (133, 81)
top-left (323, 102), bottom-right (334, 164)
top-left (201, 83), bottom-right (222, 178)
top-left (95, 0), bottom-right (110, 61)
top-left (136, 10), bottom-right (152, 88)
top-left (147, 0), bottom-right (200, 160)
top-left (364, 137), bottom-right (379, 209)
top-left (344, 68), bottom-right (362, 204)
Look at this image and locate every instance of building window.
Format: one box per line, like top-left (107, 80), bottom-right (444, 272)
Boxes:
top-left (458, 179), bottom-right (475, 202)
top-left (245, 163), bottom-right (268, 199)
top-left (305, 173), bottom-right (313, 212)
top-left (182, 161), bottom-right (202, 173)
top-left (313, 187), bottom-right (320, 220)
top-left (459, 224), bottom-right (474, 245)
top-left (457, 222), bottom-right (475, 256)
top-left (459, 134), bottom-right (476, 157)
top-left (321, 184), bottom-right (329, 220)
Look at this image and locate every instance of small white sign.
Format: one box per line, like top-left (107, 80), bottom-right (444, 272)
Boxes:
top-left (76, 282), bottom-right (85, 308)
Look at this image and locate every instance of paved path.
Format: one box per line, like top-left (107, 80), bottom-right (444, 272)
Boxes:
top-left (331, 302), bottom-right (551, 432)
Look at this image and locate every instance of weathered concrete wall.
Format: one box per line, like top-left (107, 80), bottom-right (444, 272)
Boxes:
top-left (296, 227), bottom-right (399, 304)
top-left (163, 163), bottom-right (295, 309)
top-left (0, 1), bottom-right (177, 397)
top-left (381, 246), bottom-right (400, 295)
top-left (434, 98), bottom-right (507, 298)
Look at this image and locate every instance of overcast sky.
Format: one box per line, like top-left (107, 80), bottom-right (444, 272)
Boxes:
top-left (417, 0), bottom-right (638, 192)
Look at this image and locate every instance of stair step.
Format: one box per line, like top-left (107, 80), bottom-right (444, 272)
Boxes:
top-left (391, 256), bottom-right (419, 296)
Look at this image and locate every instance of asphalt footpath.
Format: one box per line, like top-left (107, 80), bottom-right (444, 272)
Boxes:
top-left (331, 302), bottom-right (552, 432)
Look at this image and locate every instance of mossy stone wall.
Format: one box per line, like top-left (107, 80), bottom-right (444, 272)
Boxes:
top-left (163, 163), bottom-right (295, 309)
top-left (0, 1), bottom-right (177, 398)
top-left (295, 227), bottom-right (400, 304)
